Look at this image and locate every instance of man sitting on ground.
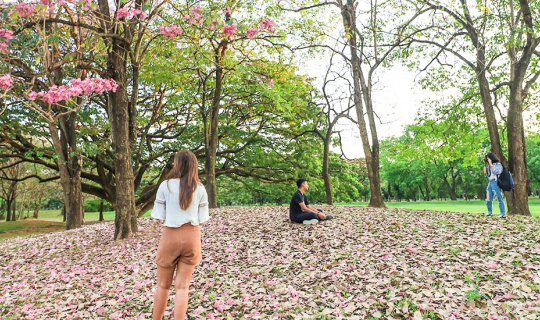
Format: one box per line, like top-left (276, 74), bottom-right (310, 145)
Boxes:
top-left (289, 179), bottom-right (333, 224)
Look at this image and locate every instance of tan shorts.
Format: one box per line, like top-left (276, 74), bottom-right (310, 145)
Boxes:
top-left (156, 224), bottom-right (202, 268)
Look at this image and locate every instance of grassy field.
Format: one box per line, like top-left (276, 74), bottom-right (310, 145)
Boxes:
top-left (0, 210), bottom-right (153, 240)
top-left (34, 209), bottom-right (117, 221)
top-left (339, 198), bottom-right (540, 217)
top-left (0, 220), bottom-right (66, 240)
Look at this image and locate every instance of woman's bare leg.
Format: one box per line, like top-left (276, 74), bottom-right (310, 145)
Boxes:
top-left (173, 262), bottom-right (196, 320)
top-left (153, 266), bottom-right (174, 320)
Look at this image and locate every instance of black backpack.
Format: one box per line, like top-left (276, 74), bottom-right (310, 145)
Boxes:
top-left (497, 165), bottom-right (514, 192)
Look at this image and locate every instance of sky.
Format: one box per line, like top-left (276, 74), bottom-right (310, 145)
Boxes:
top-left (300, 57), bottom-right (430, 159)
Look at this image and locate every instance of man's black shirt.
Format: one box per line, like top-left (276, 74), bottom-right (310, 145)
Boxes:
top-left (289, 190), bottom-right (309, 219)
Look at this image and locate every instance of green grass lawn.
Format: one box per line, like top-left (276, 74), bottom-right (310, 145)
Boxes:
top-left (0, 220), bottom-right (66, 240)
top-left (0, 210), bottom-right (152, 240)
top-left (36, 209), bottom-right (118, 222)
top-left (338, 198), bottom-right (540, 217)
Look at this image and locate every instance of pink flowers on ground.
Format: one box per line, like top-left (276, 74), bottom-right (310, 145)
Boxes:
top-left (0, 43), bottom-right (8, 54)
top-left (160, 25), bottom-right (183, 38)
top-left (0, 74), bottom-right (13, 90)
top-left (259, 18), bottom-right (277, 33)
top-left (487, 261), bottom-right (499, 269)
top-left (28, 78), bottom-right (117, 104)
top-left (223, 24), bottom-right (237, 37)
top-left (213, 299), bottom-right (226, 312)
top-left (15, 3), bottom-right (36, 18)
top-left (405, 245), bottom-right (418, 254)
top-left (268, 79), bottom-right (275, 89)
top-left (246, 28), bottom-right (258, 39)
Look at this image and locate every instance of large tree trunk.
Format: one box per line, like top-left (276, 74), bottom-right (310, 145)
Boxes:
top-left (48, 120), bottom-right (83, 230)
top-left (340, 0), bottom-right (385, 208)
top-left (507, 86), bottom-right (531, 215)
top-left (205, 43), bottom-right (227, 208)
top-left (322, 137), bottom-right (333, 205)
top-left (204, 89), bottom-right (219, 208)
top-left (109, 37), bottom-right (138, 240)
top-left (366, 148), bottom-right (385, 207)
top-left (61, 113), bottom-right (84, 229)
top-left (503, 0), bottom-right (536, 215)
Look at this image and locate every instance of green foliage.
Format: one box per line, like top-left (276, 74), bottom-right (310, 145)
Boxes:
top-left (83, 199), bottom-right (113, 213)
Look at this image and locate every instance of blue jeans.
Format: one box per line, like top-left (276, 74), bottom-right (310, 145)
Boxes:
top-left (486, 180), bottom-right (506, 216)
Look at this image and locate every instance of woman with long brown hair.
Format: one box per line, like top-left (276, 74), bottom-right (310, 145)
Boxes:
top-left (151, 150), bottom-right (209, 320)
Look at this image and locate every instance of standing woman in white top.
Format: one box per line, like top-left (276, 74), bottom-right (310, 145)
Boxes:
top-left (151, 150), bottom-right (209, 320)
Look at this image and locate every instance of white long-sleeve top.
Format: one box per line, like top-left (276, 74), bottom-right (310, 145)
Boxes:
top-left (151, 179), bottom-right (210, 227)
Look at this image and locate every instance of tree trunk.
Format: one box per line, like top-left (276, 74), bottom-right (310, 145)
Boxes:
top-left (340, 0), bottom-right (385, 208)
top-left (418, 186), bottom-right (426, 200)
top-left (424, 181), bottom-right (431, 201)
top-left (451, 170), bottom-right (458, 201)
top-left (322, 137), bottom-right (333, 205)
top-left (48, 120), bottom-right (83, 230)
top-left (6, 198), bottom-right (11, 222)
top-left (444, 176), bottom-right (457, 200)
top-left (99, 200), bottom-right (104, 222)
top-left (507, 88), bottom-right (531, 215)
top-left (205, 43), bottom-right (227, 208)
top-left (109, 37), bottom-right (138, 240)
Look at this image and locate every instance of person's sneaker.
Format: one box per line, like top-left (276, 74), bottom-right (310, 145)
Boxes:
top-left (303, 219), bottom-right (319, 225)
top-left (485, 213), bottom-right (493, 217)
top-left (323, 214), bottom-right (334, 220)
top-left (500, 215), bottom-right (507, 219)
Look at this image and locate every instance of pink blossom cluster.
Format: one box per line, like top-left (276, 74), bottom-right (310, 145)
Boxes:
top-left (259, 18), bottom-right (276, 33)
top-left (117, 7), bottom-right (147, 20)
top-left (0, 29), bottom-right (13, 54)
top-left (0, 74), bottom-right (13, 90)
top-left (15, 2), bottom-right (36, 18)
top-left (183, 6), bottom-right (204, 26)
top-left (246, 28), bottom-right (258, 39)
top-left (28, 78), bottom-right (117, 104)
top-left (0, 29), bottom-right (14, 42)
top-left (160, 25), bottom-right (183, 38)
top-left (10, 0), bottom-right (94, 18)
top-left (223, 24), bottom-right (237, 37)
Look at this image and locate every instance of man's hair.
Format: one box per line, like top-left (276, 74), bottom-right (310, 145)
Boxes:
top-left (296, 179), bottom-right (307, 188)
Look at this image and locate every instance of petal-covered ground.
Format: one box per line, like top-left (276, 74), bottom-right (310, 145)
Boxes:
top-left (1, 207), bottom-right (539, 319)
